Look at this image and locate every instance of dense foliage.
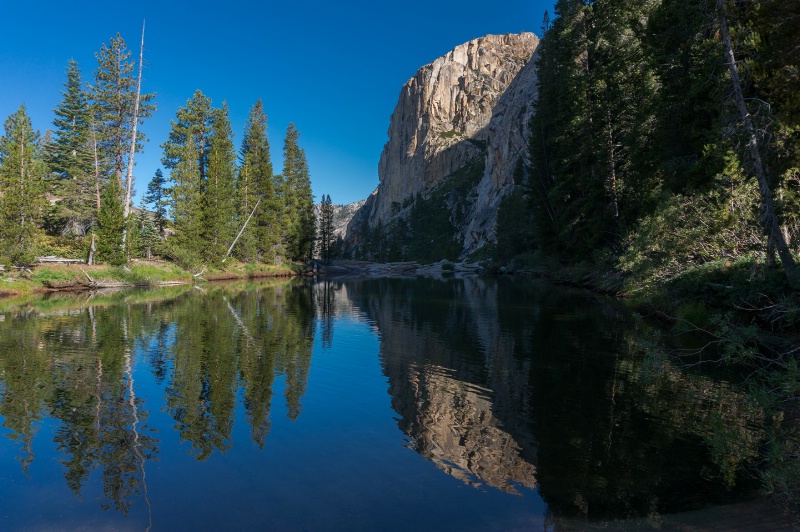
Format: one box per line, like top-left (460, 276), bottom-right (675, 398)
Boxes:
top-left (523, 0), bottom-right (798, 288)
top-left (351, 156), bottom-right (484, 263)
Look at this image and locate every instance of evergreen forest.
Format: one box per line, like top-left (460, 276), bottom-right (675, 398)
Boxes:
top-left (0, 33), bottom-right (317, 270)
top-left (515, 0), bottom-right (800, 289)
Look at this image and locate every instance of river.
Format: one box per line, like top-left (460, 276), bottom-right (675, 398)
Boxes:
top-left (0, 276), bottom-right (784, 530)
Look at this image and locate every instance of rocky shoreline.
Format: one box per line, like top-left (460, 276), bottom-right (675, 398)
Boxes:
top-left (316, 259), bottom-right (483, 278)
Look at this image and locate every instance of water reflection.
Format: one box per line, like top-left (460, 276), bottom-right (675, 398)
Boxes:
top-left (0, 281), bottom-right (316, 513)
top-left (0, 277), bottom-right (768, 528)
top-left (344, 276), bottom-right (763, 524)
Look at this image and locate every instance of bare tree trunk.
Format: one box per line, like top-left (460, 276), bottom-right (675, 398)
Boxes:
top-left (92, 126), bottom-right (101, 212)
top-left (19, 116), bottom-right (26, 229)
top-left (87, 233), bottom-right (96, 265)
top-left (122, 21), bottom-right (146, 250)
top-left (717, 0), bottom-right (798, 286)
top-left (223, 198), bottom-right (260, 262)
top-left (605, 108), bottom-right (619, 219)
top-left (124, 21), bottom-right (146, 220)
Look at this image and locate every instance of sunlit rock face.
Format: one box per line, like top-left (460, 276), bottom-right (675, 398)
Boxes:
top-left (347, 32), bottom-right (540, 256)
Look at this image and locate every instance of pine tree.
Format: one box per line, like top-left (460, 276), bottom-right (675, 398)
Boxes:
top-left (529, 0), bottom-right (661, 260)
top-left (90, 33), bottom-right (155, 216)
top-left (318, 194), bottom-right (335, 262)
top-left (50, 60), bottom-right (94, 179)
top-left (0, 105), bottom-right (46, 266)
top-left (281, 124), bottom-right (315, 262)
top-left (143, 168), bottom-right (168, 235)
top-left (96, 176), bottom-right (125, 265)
top-left (645, 0), bottom-right (722, 193)
top-left (135, 210), bottom-right (159, 260)
top-left (162, 90), bottom-right (215, 260)
top-left (203, 103), bottom-right (238, 263)
top-left (749, 0), bottom-right (800, 260)
top-left (528, 0), bottom-right (599, 258)
top-left (47, 60), bottom-right (96, 236)
top-left (237, 100), bottom-right (278, 263)
top-left (715, 0), bottom-right (797, 284)
top-left (126, 209), bottom-right (144, 260)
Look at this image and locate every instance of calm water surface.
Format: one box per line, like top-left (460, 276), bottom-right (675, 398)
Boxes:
top-left (0, 277), bottom-right (769, 530)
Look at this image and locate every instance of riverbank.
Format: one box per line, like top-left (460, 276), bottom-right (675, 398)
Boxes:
top-left (317, 259), bottom-right (483, 278)
top-left (504, 252), bottom-right (800, 515)
top-left (0, 260), bottom-right (302, 299)
top-left (0, 257), bottom-right (484, 299)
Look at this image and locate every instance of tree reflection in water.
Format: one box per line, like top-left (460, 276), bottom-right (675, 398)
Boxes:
top-left (0, 277), bottom-right (768, 526)
top-left (0, 281), bottom-right (316, 513)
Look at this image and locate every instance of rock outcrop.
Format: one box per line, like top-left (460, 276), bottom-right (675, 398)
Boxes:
top-left (464, 44), bottom-right (541, 251)
top-left (346, 32), bottom-right (540, 257)
top-left (332, 200), bottom-right (365, 239)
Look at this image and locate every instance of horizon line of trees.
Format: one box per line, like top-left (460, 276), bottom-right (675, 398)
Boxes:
top-left (0, 31), bottom-right (331, 269)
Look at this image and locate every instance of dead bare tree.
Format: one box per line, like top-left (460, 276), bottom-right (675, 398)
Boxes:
top-left (122, 21), bottom-right (146, 248)
top-left (716, 0), bottom-right (798, 287)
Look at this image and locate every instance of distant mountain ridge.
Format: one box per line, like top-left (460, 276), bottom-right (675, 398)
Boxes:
top-left (343, 32), bottom-right (539, 259)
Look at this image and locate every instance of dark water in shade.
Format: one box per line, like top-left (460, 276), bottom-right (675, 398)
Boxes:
top-left (0, 276), bottom-right (778, 530)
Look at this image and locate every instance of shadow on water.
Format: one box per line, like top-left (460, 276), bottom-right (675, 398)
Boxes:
top-left (343, 276), bottom-right (769, 527)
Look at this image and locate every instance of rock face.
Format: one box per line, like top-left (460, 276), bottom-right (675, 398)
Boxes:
top-left (331, 200), bottom-right (365, 239)
top-left (465, 44), bottom-right (540, 250)
top-left (346, 32), bottom-right (540, 257)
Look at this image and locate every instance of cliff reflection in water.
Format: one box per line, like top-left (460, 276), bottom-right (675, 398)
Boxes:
top-left (344, 277), bottom-right (539, 493)
top-left (345, 276), bottom-right (764, 522)
top-left (0, 276), bottom-right (767, 525)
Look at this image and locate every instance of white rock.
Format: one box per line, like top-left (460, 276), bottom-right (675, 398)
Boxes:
top-left (346, 33), bottom-right (540, 258)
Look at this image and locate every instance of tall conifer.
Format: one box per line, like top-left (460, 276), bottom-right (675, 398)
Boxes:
top-left (90, 34), bottom-right (155, 214)
top-left (95, 176), bottom-right (125, 265)
top-left (318, 194), bottom-right (335, 262)
top-left (162, 90), bottom-right (215, 259)
top-left (47, 60), bottom-right (96, 236)
top-left (203, 103), bottom-right (238, 263)
top-left (281, 124), bottom-right (315, 262)
top-left (237, 100), bottom-right (278, 262)
top-left (0, 105), bottom-right (46, 265)
top-left (143, 168), bottom-right (168, 235)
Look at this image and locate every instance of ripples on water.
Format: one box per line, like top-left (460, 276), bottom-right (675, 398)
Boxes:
top-left (0, 277), bottom-right (776, 530)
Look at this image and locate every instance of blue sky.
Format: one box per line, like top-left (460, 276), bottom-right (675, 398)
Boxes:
top-left (0, 0), bottom-right (554, 206)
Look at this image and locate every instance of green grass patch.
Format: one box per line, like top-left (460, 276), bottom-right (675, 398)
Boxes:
top-left (31, 267), bottom-right (84, 285)
top-left (439, 129), bottom-right (461, 140)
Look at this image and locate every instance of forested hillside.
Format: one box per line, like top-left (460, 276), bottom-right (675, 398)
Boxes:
top-left (0, 33), bottom-right (317, 270)
top-left (510, 0), bottom-right (799, 289)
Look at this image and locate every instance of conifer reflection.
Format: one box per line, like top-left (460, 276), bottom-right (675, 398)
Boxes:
top-left (162, 283), bottom-right (316, 456)
top-left (0, 280), bottom-right (316, 514)
top-left (0, 311), bottom-right (50, 474)
top-left (0, 302), bottom-right (158, 514)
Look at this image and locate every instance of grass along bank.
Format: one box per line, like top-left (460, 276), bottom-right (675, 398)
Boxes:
top-left (0, 259), bottom-right (303, 299)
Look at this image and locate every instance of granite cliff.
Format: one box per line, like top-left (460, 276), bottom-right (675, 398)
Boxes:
top-left (345, 32), bottom-right (540, 258)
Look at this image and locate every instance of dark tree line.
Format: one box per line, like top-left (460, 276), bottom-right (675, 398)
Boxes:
top-left (507, 0), bottom-right (800, 286)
